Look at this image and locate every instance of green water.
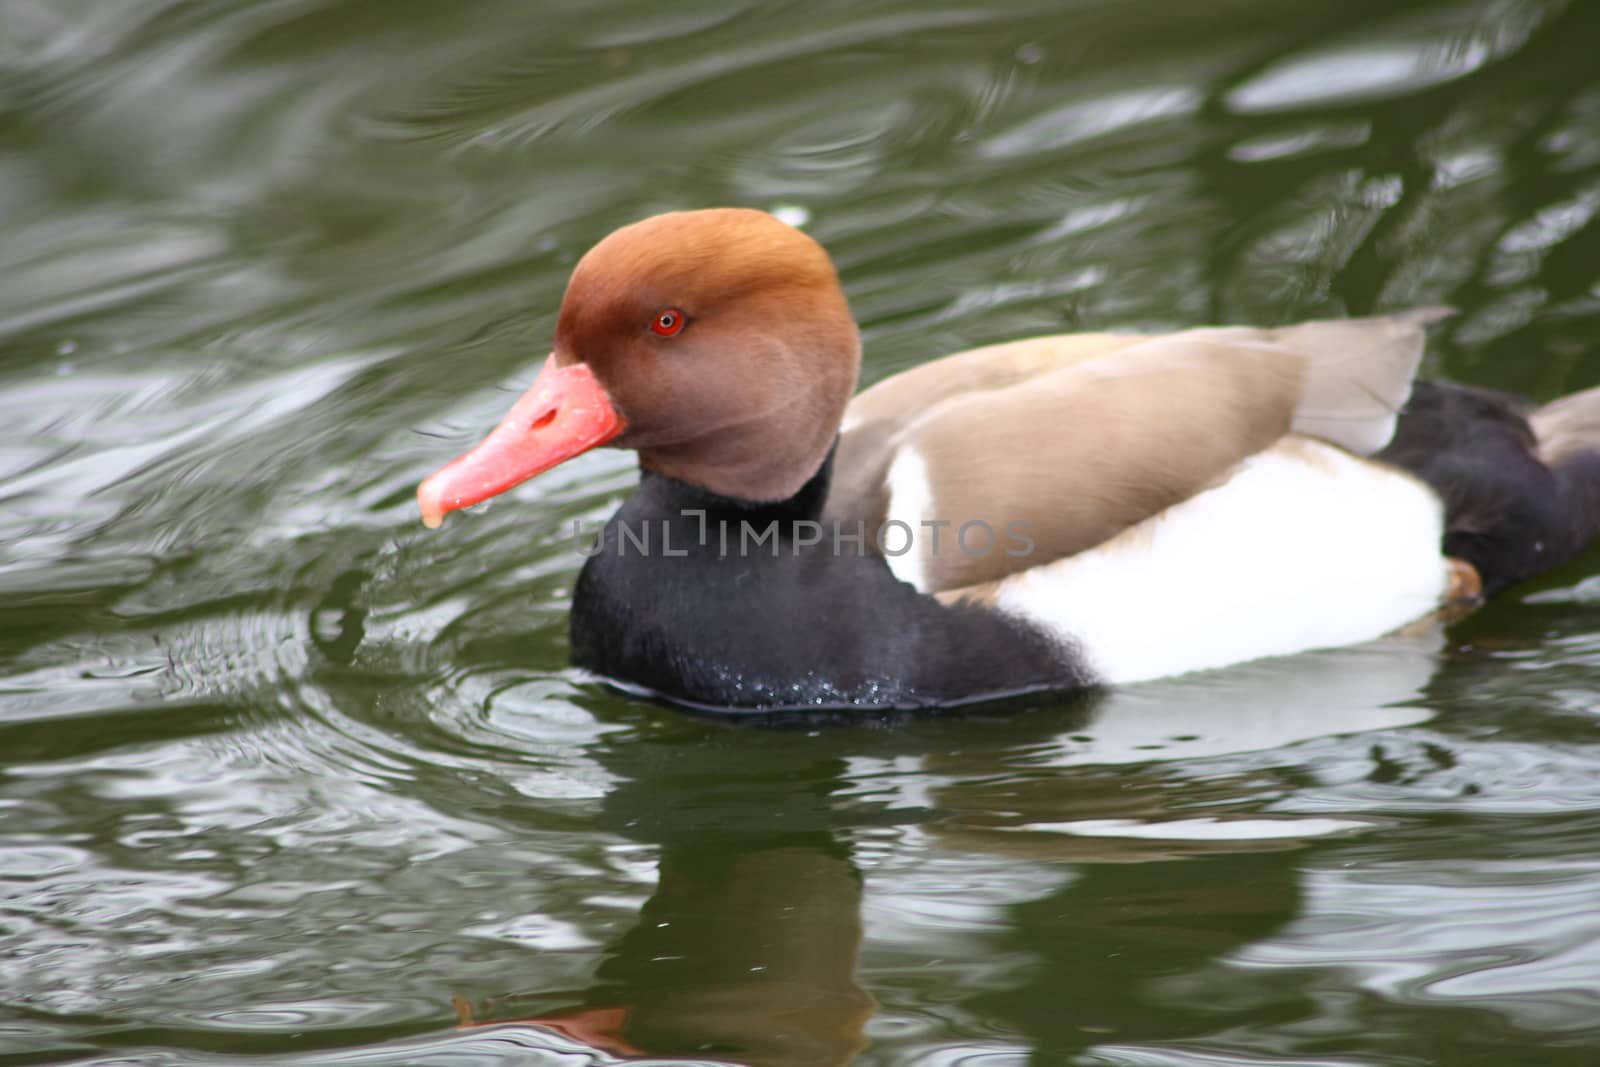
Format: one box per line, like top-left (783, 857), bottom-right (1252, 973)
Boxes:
top-left (3, 1), bottom-right (1600, 1063)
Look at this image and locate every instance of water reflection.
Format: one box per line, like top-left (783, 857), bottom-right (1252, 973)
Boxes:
top-left (443, 636), bottom-right (1446, 1063)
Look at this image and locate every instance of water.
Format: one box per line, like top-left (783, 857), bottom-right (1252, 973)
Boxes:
top-left (3, 0), bottom-right (1599, 1063)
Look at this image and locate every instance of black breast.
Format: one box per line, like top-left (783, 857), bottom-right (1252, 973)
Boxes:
top-left (568, 458), bottom-right (1093, 713)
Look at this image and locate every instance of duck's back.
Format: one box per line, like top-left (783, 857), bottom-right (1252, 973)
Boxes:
top-left (826, 312), bottom-right (1443, 594)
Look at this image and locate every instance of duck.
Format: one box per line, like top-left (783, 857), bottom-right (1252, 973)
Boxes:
top-left (417, 208), bottom-right (1600, 713)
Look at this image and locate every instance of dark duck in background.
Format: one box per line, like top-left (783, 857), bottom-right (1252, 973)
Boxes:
top-left (417, 209), bottom-right (1600, 713)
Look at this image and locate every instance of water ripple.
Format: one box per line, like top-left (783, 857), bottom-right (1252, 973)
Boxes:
top-left (1226, 0), bottom-right (1560, 114)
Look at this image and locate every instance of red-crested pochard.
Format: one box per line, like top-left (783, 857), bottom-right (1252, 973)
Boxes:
top-left (418, 208), bottom-right (1600, 712)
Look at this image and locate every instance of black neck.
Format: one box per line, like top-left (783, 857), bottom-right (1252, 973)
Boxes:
top-left (636, 442), bottom-right (836, 524)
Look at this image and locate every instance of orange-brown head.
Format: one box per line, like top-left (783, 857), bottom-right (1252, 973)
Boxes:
top-left (418, 209), bottom-right (860, 527)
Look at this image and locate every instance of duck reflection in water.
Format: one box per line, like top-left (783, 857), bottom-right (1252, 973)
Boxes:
top-left (449, 633), bottom-right (1443, 1064)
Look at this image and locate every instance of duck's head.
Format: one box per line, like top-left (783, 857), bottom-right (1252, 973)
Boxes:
top-left (417, 208), bottom-right (860, 528)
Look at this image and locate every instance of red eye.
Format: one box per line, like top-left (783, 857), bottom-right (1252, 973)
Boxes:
top-left (650, 308), bottom-right (685, 337)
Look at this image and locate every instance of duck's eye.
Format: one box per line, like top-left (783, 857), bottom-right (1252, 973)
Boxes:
top-left (650, 308), bottom-right (685, 337)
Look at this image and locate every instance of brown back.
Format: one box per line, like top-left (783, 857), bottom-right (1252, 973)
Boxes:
top-left (827, 314), bottom-right (1437, 592)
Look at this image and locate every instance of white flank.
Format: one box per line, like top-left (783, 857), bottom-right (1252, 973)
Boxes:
top-left (992, 438), bottom-right (1451, 684)
top-left (883, 446), bottom-right (935, 591)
